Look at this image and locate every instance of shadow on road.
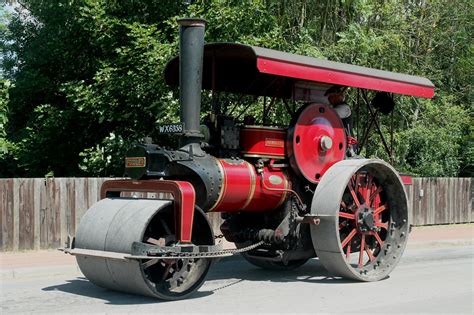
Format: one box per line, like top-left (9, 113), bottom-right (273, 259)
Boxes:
top-left (42, 277), bottom-right (214, 305)
top-left (207, 257), bottom-right (358, 284)
top-left (42, 256), bottom-right (368, 304)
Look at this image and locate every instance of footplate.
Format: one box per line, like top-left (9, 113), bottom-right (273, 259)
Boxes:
top-left (127, 240), bottom-right (264, 259)
top-left (62, 236), bottom-right (264, 260)
top-left (128, 241), bottom-right (233, 259)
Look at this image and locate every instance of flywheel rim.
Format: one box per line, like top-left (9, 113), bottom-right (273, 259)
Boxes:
top-left (310, 159), bottom-right (409, 281)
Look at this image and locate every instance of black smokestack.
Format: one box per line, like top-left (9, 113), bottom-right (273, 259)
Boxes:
top-left (177, 18), bottom-right (206, 147)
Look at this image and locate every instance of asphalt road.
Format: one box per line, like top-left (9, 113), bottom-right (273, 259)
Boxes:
top-left (1, 245), bottom-right (473, 314)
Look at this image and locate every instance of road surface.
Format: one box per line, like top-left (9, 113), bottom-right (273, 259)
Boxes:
top-left (1, 244), bottom-right (473, 314)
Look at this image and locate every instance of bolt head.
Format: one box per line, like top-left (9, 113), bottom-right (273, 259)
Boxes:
top-left (320, 136), bottom-right (333, 151)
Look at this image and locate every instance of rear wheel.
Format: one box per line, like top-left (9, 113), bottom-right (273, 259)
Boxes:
top-left (311, 159), bottom-right (409, 281)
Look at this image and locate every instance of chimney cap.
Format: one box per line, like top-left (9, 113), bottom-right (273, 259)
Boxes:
top-left (177, 18), bottom-right (207, 27)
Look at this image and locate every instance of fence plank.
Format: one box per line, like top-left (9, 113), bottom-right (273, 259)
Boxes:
top-left (1, 179), bottom-right (14, 251)
top-left (447, 178), bottom-right (454, 224)
top-left (39, 179), bottom-right (48, 249)
top-left (469, 178), bottom-right (473, 222)
top-left (412, 178), bottom-right (423, 225)
top-left (463, 178), bottom-right (470, 222)
top-left (428, 178), bottom-right (436, 225)
top-left (436, 178), bottom-right (446, 224)
top-left (59, 179), bottom-right (67, 248)
top-left (19, 179), bottom-right (35, 250)
top-left (0, 180), bottom-right (5, 250)
top-left (453, 178), bottom-right (460, 224)
top-left (33, 179), bottom-right (42, 249)
top-left (464, 178), bottom-right (471, 223)
top-left (46, 179), bottom-right (61, 248)
top-left (74, 178), bottom-right (86, 231)
top-left (87, 178), bottom-right (98, 209)
top-left (405, 183), bottom-right (414, 225)
top-left (67, 179), bottom-right (76, 237)
top-left (12, 179), bottom-right (20, 250)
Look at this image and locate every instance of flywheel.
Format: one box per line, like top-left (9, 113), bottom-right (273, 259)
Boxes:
top-left (75, 198), bottom-right (214, 300)
top-left (310, 159), bottom-right (409, 281)
top-left (287, 103), bottom-right (346, 183)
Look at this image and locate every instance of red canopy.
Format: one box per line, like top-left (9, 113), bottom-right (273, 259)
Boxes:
top-left (164, 43), bottom-right (434, 99)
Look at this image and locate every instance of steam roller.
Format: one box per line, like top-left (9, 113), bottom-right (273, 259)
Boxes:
top-left (74, 198), bottom-right (214, 300)
top-left (62, 13), bottom-right (436, 301)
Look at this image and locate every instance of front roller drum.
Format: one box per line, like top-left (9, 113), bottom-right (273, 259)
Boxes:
top-left (311, 159), bottom-right (409, 281)
top-left (74, 198), bottom-right (214, 300)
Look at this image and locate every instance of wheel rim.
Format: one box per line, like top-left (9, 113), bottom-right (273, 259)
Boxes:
top-left (140, 206), bottom-right (214, 299)
top-left (311, 159), bottom-right (409, 281)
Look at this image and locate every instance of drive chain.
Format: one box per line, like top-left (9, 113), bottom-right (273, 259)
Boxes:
top-left (151, 241), bottom-right (265, 259)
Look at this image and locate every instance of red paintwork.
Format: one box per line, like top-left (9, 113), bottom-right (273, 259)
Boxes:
top-left (288, 103), bottom-right (346, 183)
top-left (339, 173), bottom-right (386, 262)
top-left (400, 175), bottom-right (413, 185)
top-left (209, 159), bottom-right (289, 212)
top-left (212, 159), bottom-right (254, 211)
top-left (244, 164), bottom-right (289, 211)
top-left (240, 126), bottom-right (286, 159)
top-left (100, 179), bottom-right (196, 243)
top-left (257, 57), bottom-right (435, 98)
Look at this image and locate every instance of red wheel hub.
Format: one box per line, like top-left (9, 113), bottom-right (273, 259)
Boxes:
top-left (338, 173), bottom-right (389, 268)
top-left (288, 103), bottom-right (346, 183)
top-left (355, 205), bottom-right (376, 233)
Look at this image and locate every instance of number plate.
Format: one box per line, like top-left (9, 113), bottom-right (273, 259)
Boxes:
top-left (158, 123), bottom-right (184, 134)
top-left (125, 157), bottom-right (146, 168)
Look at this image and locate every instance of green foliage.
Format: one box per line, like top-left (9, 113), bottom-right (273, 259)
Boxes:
top-left (1, 0), bottom-right (472, 177)
top-left (78, 132), bottom-right (131, 176)
top-left (395, 96), bottom-right (470, 177)
top-left (0, 80), bottom-right (11, 155)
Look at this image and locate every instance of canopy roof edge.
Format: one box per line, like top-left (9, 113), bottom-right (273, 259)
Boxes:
top-left (164, 43), bottom-right (435, 99)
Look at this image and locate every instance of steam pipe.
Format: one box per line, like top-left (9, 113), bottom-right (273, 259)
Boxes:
top-left (177, 18), bottom-right (206, 147)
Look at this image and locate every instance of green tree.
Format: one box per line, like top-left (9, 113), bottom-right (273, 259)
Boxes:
top-left (1, 0), bottom-right (472, 177)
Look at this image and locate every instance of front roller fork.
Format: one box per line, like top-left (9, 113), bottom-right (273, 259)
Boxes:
top-left (101, 179), bottom-right (196, 244)
top-left (64, 179), bottom-right (216, 300)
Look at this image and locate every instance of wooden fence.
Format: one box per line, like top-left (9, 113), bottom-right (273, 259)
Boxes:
top-left (405, 178), bottom-right (472, 226)
top-left (0, 177), bottom-right (472, 251)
